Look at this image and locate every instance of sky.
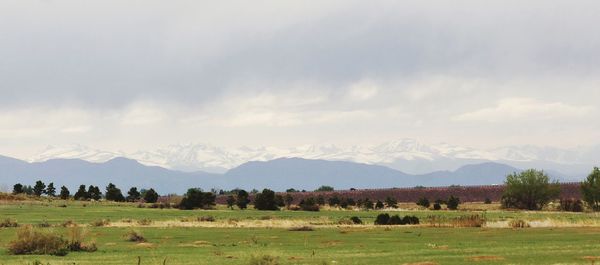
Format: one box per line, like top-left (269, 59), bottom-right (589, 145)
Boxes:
top-left (1, 0), bottom-right (599, 159)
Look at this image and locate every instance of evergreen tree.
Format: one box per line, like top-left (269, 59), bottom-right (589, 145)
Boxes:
top-left (33, 180), bottom-right (46, 196)
top-left (126, 187), bottom-right (141, 202)
top-left (226, 195), bottom-right (236, 209)
top-left (105, 183), bottom-right (125, 202)
top-left (236, 190), bottom-right (250, 210)
top-left (59, 186), bottom-right (70, 200)
top-left (254, 189), bottom-right (279, 211)
top-left (179, 188), bottom-right (215, 210)
top-left (74, 185), bottom-right (88, 200)
top-left (88, 185), bottom-right (102, 201)
top-left (46, 182), bottom-right (56, 197)
top-left (12, 183), bottom-right (24, 194)
top-left (143, 188), bottom-right (159, 203)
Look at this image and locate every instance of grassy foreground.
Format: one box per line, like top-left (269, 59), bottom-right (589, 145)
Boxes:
top-left (2, 201), bottom-right (600, 264)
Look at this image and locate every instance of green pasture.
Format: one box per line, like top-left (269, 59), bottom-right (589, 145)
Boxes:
top-left (2, 202), bottom-right (600, 264)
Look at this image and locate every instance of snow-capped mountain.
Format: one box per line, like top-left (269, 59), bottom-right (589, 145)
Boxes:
top-left (26, 139), bottom-right (599, 177)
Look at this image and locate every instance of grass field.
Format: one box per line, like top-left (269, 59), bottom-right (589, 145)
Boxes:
top-left (2, 201), bottom-right (600, 264)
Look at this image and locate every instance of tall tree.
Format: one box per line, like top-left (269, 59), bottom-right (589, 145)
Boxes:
top-left (581, 167), bottom-right (600, 211)
top-left (284, 194), bottom-right (294, 208)
top-left (501, 169), bottom-right (560, 210)
top-left (46, 182), bottom-right (56, 197)
top-left (12, 183), bottom-right (24, 195)
top-left (105, 183), bottom-right (125, 202)
top-left (226, 195), bottom-right (236, 209)
top-left (236, 190), bottom-right (250, 210)
top-left (33, 181), bottom-right (46, 196)
top-left (143, 188), bottom-right (159, 203)
top-left (127, 187), bottom-right (141, 202)
top-left (88, 185), bottom-right (102, 201)
top-left (179, 188), bottom-right (215, 210)
top-left (254, 189), bottom-right (279, 211)
top-left (74, 185), bottom-right (88, 200)
top-left (59, 186), bottom-right (70, 200)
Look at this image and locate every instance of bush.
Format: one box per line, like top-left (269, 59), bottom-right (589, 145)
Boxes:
top-left (124, 230), bottom-right (146, 242)
top-left (0, 218), bottom-right (18, 228)
top-left (314, 185), bottom-right (334, 192)
top-left (374, 213), bottom-right (390, 225)
top-left (350, 216), bottom-right (363, 224)
top-left (299, 197), bottom-right (320, 211)
top-left (484, 198), bottom-right (492, 204)
top-left (417, 197), bottom-right (430, 208)
top-left (8, 226), bottom-right (68, 256)
top-left (433, 203), bottom-right (442, 210)
top-left (447, 196), bottom-right (460, 210)
top-left (90, 219), bottom-right (110, 227)
top-left (501, 169), bottom-right (560, 210)
top-left (402, 215), bottom-right (420, 225)
top-left (388, 215), bottom-right (402, 225)
top-left (559, 198), bottom-right (584, 212)
top-left (375, 214), bottom-right (419, 225)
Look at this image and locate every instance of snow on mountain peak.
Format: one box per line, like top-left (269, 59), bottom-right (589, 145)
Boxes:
top-left (26, 140), bottom-right (600, 173)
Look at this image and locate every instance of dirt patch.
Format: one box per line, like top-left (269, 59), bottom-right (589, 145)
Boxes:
top-left (468, 256), bottom-right (505, 262)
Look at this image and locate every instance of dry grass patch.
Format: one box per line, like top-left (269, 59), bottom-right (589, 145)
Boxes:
top-left (402, 262), bottom-right (439, 265)
top-left (0, 218), bottom-right (18, 228)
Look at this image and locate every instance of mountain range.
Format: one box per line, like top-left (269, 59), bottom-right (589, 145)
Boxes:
top-left (0, 154), bottom-right (570, 195)
top-left (27, 139), bottom-right (598, 177)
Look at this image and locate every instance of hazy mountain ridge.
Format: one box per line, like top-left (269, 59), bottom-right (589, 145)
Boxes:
top-left (0, 154), bottom-right (573, 194)
top-left (26, 140), bottom-right (599, 176)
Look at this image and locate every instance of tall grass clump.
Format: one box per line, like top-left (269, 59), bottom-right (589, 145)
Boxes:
top-left (7, 226), bottom-right (68, 256)
top-left (66, 226), bottom-right (97, 252)
top-left (124, 230), bottom-right (147, 242)
top-left (0, 218), bottom-right (19, 228)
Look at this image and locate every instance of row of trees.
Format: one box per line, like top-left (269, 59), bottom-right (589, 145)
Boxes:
top-left (12, 181), bottom-right (159, 203)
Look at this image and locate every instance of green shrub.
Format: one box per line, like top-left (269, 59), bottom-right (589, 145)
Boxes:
top-left (484, 198), bottom-right (492, 204)
top-left (417, 197), bottom-right (430, 208)
top-left (447, 196), bottom-right (460, 210)
top-left (433, 203), bottom-right (442, 210)
top-left (374, 213), bottom-right (390, 225)
top-left (350, 216), bottom-right (363, 224)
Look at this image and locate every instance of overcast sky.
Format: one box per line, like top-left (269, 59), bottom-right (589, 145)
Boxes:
top-left (1, 0), bottom-right (599, 158)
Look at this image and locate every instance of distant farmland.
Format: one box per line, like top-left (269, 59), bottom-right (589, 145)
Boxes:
top-left (216, 182), bottom-right (582, 204)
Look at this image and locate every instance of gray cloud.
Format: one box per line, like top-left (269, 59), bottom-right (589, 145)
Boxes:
top-left (0, 0), bottom-right (599, 157)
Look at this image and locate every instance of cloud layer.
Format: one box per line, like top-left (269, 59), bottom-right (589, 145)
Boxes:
top-left (1, 0), bottom-right (599, 158)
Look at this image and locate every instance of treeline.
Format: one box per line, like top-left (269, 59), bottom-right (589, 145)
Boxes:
top-left (11, 181), bottom-right (159, 203)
